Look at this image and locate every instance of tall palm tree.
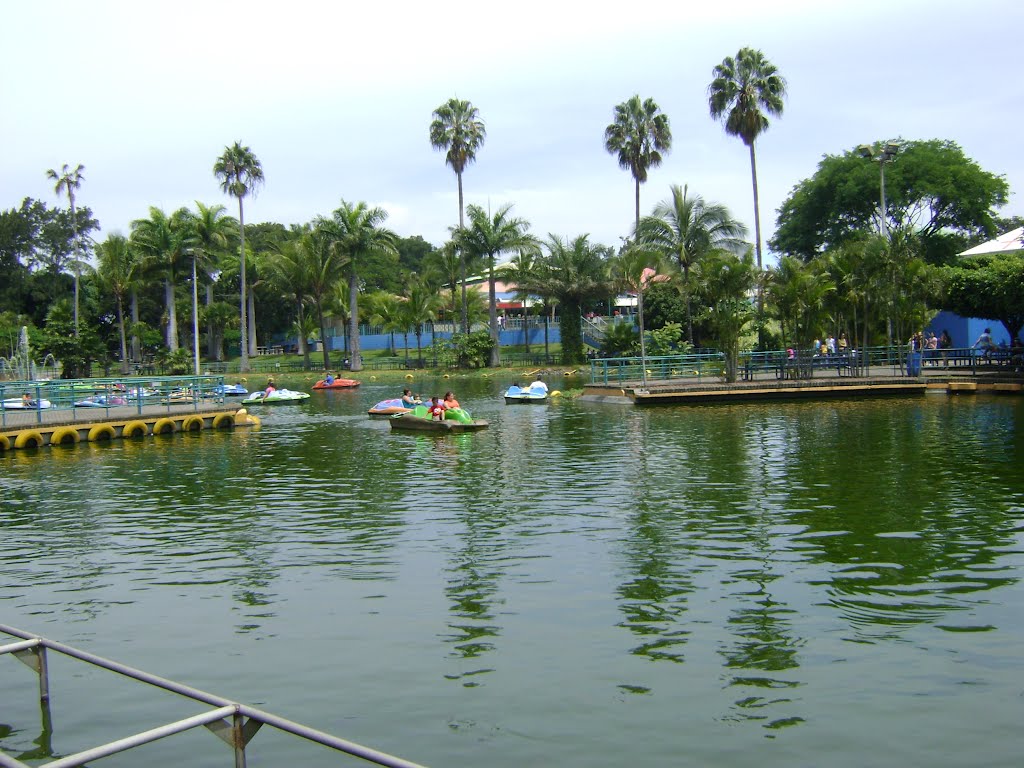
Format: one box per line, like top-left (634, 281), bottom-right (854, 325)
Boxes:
top-left (635, 184), bottom-right (748, 343)
top-left (604, 95), bottom-right (672, 235)
top-left (130, 207), bottom-right (188, 352)
top-left (694, 250), bottom-right (758, 382)
top-left (429, 98), bottom-right (486, 334)
top-left (213, 141), bottom-right (264, 372)
top-left (46, 163), bottom-right (86, 336)
top-left (520, 235), bottom-right (614, 365)
top-left (426, 240), bottom-right (463, 328)
top-left (458, 203), bottom-right (536, 366)
top-left (405, 275), bottom-right (443, 366)
top-left (299, 228), bottom-right (342, 371)
top-left (181, 202), bottom-right (235, 374)
top-left (319, 201), bottom-right (398, 372)
top-left (708, 47), bottom-right (787, 270)
top-left (96, 233), bottom-right (136, 373)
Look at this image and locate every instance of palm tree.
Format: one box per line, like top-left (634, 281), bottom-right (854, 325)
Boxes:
top-left (366, 290), bottom-right (405, 356)
top-left (604, 95), bottom-right (672, 235)
top-left (427, 240), bottom-right (462, 327)
top-left (497, 249), bottom-right (542, 353)
top-left (300, 228), bottom-right (342, 370)
top-left (430, 98), bottom-right (486, 334)
top-left (611, 247), bottom-right (665, 388)
top-left (635, 184), bottom-right (748, 343)
top-left (213, 141), bottom-right (264, 372)
top-left (130, 207), bottom-right (188, 352)
top-left (708, 47), bottom-right (787, 270)
top-left (181, 202), bottom-right (235, 374)
top-left (695, 250), bottom-right (758, 382)
top-left (458, 203), bottom-right (536, 366)
top-left (269, 238), bottom-right (316, 366)
top-left (520, 235), bottom-right (614, 365)
top-left (96, 233), bottom-right (136, 374)
top-left (46, 163), bottom-right (86, 336)
top-left (405, 275), bottom-right (443, 366)
top-left (319, 201), bottom-right (398, 372)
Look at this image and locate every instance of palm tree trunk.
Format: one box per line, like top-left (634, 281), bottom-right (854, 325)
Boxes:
top-left (248, 290), bottom-right (258, 357)
top-left (165, 277), bottom-right (179, 352)
top-left (524, 311), bottom-right (531, 354)
top-left (238, 199), bottom-right (250, 373)
top-left (748, 142), bottom-right (763, 270)
top-left (116, 296), bottom-right (129, 374)
top-left (205, 284), bottom-right (216, 359)
top-left (317, 302), bottom-right (331, 370)
top-left (192, 254), bottom-right (201, 375)
top-left (69, 194), bottom-right (80, 338)
top-left (634, 178), bottom-right (641, 238)
top-left (349, 271), bottom-right (362, 372)
top-left (415, 328), bottom-right (423, 365)
top-left (683, 264), bottom-right (694, 344)
top-left (457, 171), bottom-right (468, 335)
top-left (488, 253), bottom-right (500, 367)
top-left (638, 290), bottom-right (648, 388)
top-left (130, 290), bottom-right (141, 363)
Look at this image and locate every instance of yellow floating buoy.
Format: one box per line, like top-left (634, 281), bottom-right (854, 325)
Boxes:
top-left (550, 390), bottom-right (562, 397)
top-left (443, 374), bottom-right (450, 379)
top-left (563, 369), bottom-right (577, 376)
top-left (406, 373), bottom-right (414, 379)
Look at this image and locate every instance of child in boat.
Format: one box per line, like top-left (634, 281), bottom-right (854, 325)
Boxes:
top-left (264, 379), bottom-right (276, 396)
top-left (426, 396), bottom-right (446, 420)
top-left (324, 372), bottom-right (335, 386)
top-left (443, 391), bottom-right (460, 409)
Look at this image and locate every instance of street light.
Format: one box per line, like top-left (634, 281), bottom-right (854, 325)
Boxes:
top-left (185, 248), bottom-right (201, 376)
top-left (858, 142), bottom-right (900, 238)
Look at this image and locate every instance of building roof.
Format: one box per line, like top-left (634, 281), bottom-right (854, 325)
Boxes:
top-left (959, 227), bottom-right (1024, 257)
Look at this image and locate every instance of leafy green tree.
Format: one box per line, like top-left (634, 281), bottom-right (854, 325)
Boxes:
top-left (940, 255), bottom-right (1024, 341)
top-left (458, 203), bottom-right (536, 366)
top-left (708, 47), bottom-right (786, 269)
top-left (772, 140), bottom-right (1009, 264)
top-left (695, 251), bottom-right (758, 382)
top-left (765, 256), bottom-right (835, 350)
top-left (430, 98), bottom-right (486, 334)
top-left (497, 249), bottom-right (542, 353)
top-left (38, 303), bottom-right (102, 378)
top-left (298, 228), bottom-right (341, 370)
top-left (46, 163), bottom-right (86, 335)
top-left (604, 95), bottom-right (672, 234)
top-left (180, 202), bottom-right (235, 372)
top-left (96, 234), bottom-right (137, 373)
top-left (636, 184), bottom-right (747, 342)
top-left (268, 237), bottom-right (315, 365)
top-left (130, 207), bottom-right (189, 352)
top-left (405, 276), bottom-right (443, 366)
top-left (214, 141), bottom-right (264, 372)
top-left (521, 235), bottom-right (614, 365)
top-left (319, 201), bottom-right (399, 372)
top-left (365, 290), bottom-right (404, 355)
top-left (601, 321), bottom-right (640, 357)
top-left (611, 246), bottom-right (666, 387)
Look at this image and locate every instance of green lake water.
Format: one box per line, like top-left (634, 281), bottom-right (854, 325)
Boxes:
top-left (2, 379), bottom-right (1024, 767)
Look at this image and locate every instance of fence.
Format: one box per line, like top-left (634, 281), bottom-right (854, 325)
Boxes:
top-left (0, 623), bottom-right (427, 768)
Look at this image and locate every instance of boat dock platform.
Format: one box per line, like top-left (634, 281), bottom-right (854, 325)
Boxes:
top-left (0, 375), bottom-right (258, 452)
top-left (582, 376), bottom-right (1023, 405)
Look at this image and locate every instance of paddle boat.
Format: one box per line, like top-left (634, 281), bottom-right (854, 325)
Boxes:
top-left (214, 383), bottom-right (249, 397)
top-left (74, 394), bottom-right (128, 408)
top-left (2, 397), bottom-right (53, 410)
top-left (389, 405), bottom-right (488, 433)
top-left (240, 388), bottom-right (311, 404)
top-left (312, 378), bottom-right (360, 390)
top-left (368, 398), bottom-right (414, 416)
top-left (503, 382), bottom-right (549, 403)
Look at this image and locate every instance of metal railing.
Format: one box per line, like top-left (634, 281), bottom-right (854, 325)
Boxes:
top-left (0, 623), bottom-right (427, 768)
top-left (589, 352), bottom-right (726, 385)
top-left (0, 376), bottom-right (227, 428)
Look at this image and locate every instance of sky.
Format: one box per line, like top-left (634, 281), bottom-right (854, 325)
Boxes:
top-left (3, 0), bottom-right (1023, 264)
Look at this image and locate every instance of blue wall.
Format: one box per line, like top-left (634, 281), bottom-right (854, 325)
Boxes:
top-left (926, 311), bottom-right (1017, 347)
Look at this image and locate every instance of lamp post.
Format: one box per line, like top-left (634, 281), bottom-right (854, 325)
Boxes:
top-left (858, 142), bottom-right (900, 238)
top-left (186, 248), bottom-right (201, 376)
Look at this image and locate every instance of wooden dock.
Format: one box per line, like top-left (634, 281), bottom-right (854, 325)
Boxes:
top-left (581, 376), bottom-right (1023, 405)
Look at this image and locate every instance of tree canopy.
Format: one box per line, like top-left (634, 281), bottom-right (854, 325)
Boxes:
top-left (771, 139), bottom-right (1009, 265)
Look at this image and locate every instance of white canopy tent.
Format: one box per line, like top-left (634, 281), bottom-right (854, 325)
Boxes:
top-left (958, 227), bottom-right (1024, 257)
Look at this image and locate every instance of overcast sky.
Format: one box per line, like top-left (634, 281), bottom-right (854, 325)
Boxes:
top-left (3, 0), bottom-right (1022, 263)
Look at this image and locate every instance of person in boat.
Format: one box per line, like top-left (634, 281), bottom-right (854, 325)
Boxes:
top-left (324, 372), bottom-right (335, 386)
top-left (264, 379), bottom-right (277, 397)
top-left (22, 392), bottom-right (36, 408)
top-left (401, 388), bottom-right (420, 407)
top-left (426, 396), bottom-right (446, 420)
top-left (529, 377), bottom-right (548, 394)
top-left (443, 391), bottom-right (460, 409)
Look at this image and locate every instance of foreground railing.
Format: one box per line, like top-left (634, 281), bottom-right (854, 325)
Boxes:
top-left (0, 623), bottom-right (427, 768)
top-left (0, 376), bottom-right (226, 428)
